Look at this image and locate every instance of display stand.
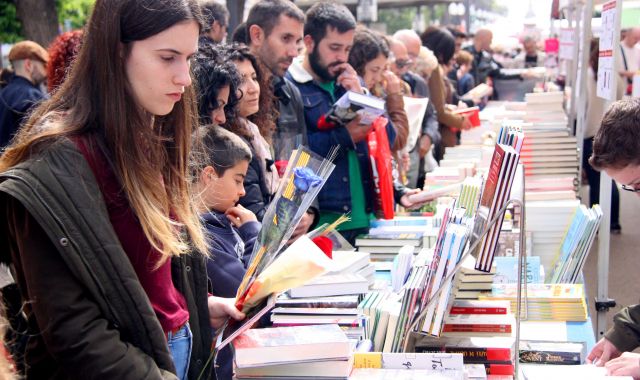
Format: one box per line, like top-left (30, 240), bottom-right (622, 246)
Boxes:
top-left (401, 197), bottom-right (528, 379)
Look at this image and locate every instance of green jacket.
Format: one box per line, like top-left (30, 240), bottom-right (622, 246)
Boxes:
top-left (606, 304), bottom-right (640, 352)
top-left (0, 138), bottom-right (213, 379)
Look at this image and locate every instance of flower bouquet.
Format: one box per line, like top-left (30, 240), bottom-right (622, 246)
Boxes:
top-left (234, 146), bottom-right (338, 313)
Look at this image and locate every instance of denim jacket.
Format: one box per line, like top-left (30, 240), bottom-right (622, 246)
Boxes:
top-left (285, 58), bottom-right (396, 214)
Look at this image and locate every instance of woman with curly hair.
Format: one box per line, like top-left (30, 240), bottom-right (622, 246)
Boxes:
top-left (193, 43), bottom-right (241, 128)
top-left (219, 43), bottom-right (279, 221)
top-left (46, 29), bottom-right (83, 93)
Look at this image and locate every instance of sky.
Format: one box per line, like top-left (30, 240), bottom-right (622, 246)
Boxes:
top-left (485, 0), bottom-right (554, 45)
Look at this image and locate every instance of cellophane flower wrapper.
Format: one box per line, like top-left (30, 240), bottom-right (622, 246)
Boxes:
top-left (238, 235), bottom-right (334, 312)
top-left (235, 146), bottom-right (337, 312)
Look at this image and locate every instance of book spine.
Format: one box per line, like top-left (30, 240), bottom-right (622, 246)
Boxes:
top-left (449, 307), bottom-right (508, 314)
top-left (442, 325), bottom-right (512, 333)
top-left (416, 346), bottom-right (511, 362)
top-left (485, 363), bottom-right (514, 375)
top-left (519, 350), bottom-right (581, 365)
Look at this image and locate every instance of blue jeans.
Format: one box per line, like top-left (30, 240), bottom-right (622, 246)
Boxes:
top-left (167, 322), bottom-right (192, 380)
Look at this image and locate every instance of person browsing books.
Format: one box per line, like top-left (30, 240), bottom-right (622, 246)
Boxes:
top-left (586, 98), bottom-right (640, 378)
top-left (193, 126), bottom-right (260, 300)
top-left (0, 1), bottom-right (245, 379)
top-left (192, 126), bottom-right (260, 380)
top-left (286, 2), bottom-right (424, 244)
top-left (244, 0), bottom-right (318, 241)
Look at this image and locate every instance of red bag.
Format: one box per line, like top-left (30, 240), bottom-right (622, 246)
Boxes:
top-left (367, 116), bottom-right (394, 220)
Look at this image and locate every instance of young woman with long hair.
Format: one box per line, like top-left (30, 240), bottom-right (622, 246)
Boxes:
top-left (0, 0), bottom-right (243, 378)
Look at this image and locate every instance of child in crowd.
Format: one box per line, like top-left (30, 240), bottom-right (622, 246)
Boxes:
top-left (193, 126), bottom-right (260, 298)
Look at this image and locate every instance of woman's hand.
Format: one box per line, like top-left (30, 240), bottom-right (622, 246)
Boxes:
top-left (207, 296), bottom-right (245, 330)
top-left (382, 70), bottom-right (402, 95)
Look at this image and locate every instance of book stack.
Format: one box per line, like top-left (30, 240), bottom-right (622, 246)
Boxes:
top-left (522, 91), bottom-right (568, 129)
top-left (288, 250), bottom-right (373, 297)
top-left (356, 232), bottom-right (424, 261)
top-left (480, 283), bottom-right (588, 322)
top-left (525, 199), bottom-right (580, 270)
top-left (233, 324), bottom-right (354, 379)
top-left (452, 256), bottom-right (496, 300)
top-left (520, 129), bottom-right (579, 181)
top-left (416, 335), bottom-right (516, 377)
top-left (365, 216), bottom-right (440, 252)
top-left (548, 204), bottom-right (603, 284)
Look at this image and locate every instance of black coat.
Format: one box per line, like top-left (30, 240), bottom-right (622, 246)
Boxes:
top-left (0, 139), bottom-right (213, 379)
top-left (0, 76), bottom-right (46, 149)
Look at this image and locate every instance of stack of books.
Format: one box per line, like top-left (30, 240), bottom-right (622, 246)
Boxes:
top-left (548, 204), bottom-right (603, 284)
top-left (356, 232), bottom-right (424, 261)
top-left (233, 324), bottom-right (354, 379)
top-left (288, 250), bottom-right (373, 297)
top-left (522, 91), bottom-right (568, 130)
top-left (480, 283), bottom-right (588, 321)
top-left (521, 129), bottom-right (579, 182)
top-left (525, 199), bottom-right (580, 270)
top-left (364, 216), bottom-right (440, 253)
top-left (452, 255), bottom-right (496, 300)
top-left (416, 335), bottom-right (516, 377)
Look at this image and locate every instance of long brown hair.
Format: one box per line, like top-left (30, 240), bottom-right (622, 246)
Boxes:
top-left (0, 0), bottom-right (207, 262)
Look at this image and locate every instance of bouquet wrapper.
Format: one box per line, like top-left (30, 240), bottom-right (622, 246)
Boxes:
top-left (236, 235), bottom-right (333, 313)
top-left (367, 116), bottom-right (395, 220)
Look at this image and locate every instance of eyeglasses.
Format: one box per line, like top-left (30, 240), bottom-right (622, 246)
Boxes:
top-left (394, 59), bottom-right (413, 69)
top-left (621, 183), bottom-right (640, 192)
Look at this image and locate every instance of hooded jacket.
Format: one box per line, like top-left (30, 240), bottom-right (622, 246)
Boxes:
top-left (202, 210), bottom-right (260, 299)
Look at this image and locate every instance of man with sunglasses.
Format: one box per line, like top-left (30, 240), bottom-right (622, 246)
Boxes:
top-left (587, 98), bottom-right (640, 378)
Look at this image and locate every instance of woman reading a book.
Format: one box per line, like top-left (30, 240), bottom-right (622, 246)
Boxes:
top-left (347, 27), bottom-right (409, 157)
top-left (0, 0), bottom-right (243, 378)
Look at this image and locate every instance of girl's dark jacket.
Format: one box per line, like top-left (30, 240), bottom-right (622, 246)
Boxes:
top-left (0, 138), bottom-right (213, 379)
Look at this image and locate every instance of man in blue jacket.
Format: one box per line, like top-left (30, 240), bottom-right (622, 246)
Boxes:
top-left (285, 2), bottom-right (399, 243)
top-left (0, 41), bottom-right (49, 150)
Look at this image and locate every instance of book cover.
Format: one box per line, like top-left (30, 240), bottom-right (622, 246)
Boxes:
top-left (274, 295), bottom-right (360, 309)
top-left (232, 324), bottom-right (351, 368)
top-left (519, 341), bottom-right (585, 365)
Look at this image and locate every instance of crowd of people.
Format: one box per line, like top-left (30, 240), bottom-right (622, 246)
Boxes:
top-left (0, 0), bottom-right (638, 379)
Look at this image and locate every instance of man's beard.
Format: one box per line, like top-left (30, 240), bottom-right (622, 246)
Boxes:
top-left (259, 43), bottom-right (292, 77)
top-left (309, 44), bottom-right (344, 82)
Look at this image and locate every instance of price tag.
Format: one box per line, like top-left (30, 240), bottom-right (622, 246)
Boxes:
top-left (559, 28), bottom-right (575, 60)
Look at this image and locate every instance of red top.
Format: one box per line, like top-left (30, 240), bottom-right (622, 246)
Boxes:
top-left (74, 137), bottom-right (189, 333)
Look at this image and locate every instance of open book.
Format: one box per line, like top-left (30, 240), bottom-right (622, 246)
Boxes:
top-left (322, 91), bottom-right (385, 128)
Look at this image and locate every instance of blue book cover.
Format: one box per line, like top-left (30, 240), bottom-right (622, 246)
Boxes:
top-left (494, 256), bottom-right (541, 284)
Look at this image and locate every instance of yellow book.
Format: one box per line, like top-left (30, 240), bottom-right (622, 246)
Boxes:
top-left (353, 352), bottom-right (382, 368)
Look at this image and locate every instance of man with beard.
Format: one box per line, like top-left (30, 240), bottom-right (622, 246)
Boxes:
top-left (286, 2), bottom-right (405, 244)
top-left (0, 41), bottom-right (49, 149)
top-left (245, 0), bottom-right (318, 239)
